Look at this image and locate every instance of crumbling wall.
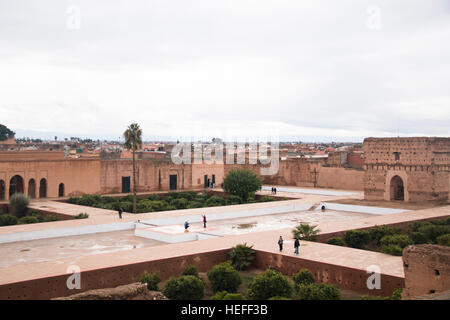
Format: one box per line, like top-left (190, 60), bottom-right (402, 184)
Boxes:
top-left (402, 244), bottom-right (450, 299)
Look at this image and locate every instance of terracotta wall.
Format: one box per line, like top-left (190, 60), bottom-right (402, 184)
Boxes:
top-left (224, 160), bottom-right (364, 191)
top-left (0, 159), bottom-right (102, 199)
top-left (191, 163), bottom-right (225, 188)
top-left (363, 137), bottom-right (450, 202)
top-left (0, 247), bottom-right (406, 300)
top-left (316, 167), bottom-right (364, 190)
top-left (402, 245), bottom-right (450, 299)
top-left (0, 249), bottom-right (230, 300)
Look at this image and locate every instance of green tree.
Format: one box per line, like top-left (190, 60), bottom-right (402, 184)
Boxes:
top-left (292, 269), bottom-right (315, 286)
top-left (222, 169), bottom-right (261, 202)
top-left (123, 123), bottom-right (143, 213)
top-left (0, 124), bottom-right (14, 141)
top-left (247, 269), bottom-right (293, 300)
top-left (292, 224), bottom-right (321, 241)
top-left (207, 262), bottom-right (242, 293)
top-left (9, 193), bottom-right (30, 218)
top-left (229, 243), bottom-right (256, 271)
top-left (162, 275), bottom-right (204, 300)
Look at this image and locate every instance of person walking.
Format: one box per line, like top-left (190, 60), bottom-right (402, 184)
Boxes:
top-left (278, 236), bottom-right (284, 252)
top-left (274, 187), bottom-right (277, 195)
top-left (294, 238), bottom-right (300, 255)
top-left (202, 215), bottom-right (207, 228)
top-left (118, 207), bottom-right (123, 219)
top-left (184, 220), bottom-right (190, 232)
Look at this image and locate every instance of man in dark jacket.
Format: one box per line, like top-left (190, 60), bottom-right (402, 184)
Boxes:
top-left (294, 238), bottom-right (300, 255)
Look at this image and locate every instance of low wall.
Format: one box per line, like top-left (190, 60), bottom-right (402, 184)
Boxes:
top-left (254, 250), bottom-right (404, 296)
top-left (0, 221), bottom-right (136, 244)
top-left (0, 246), bottom-right (405, 300)
top-left (0, 249), bottom-right (230, 300)
top-left (315, 214), bottom-right (450, 243)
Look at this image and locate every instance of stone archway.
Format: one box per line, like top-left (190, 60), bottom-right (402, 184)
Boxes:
top-left (58, 183), bottom-right (65, 197)
top-left (28, 179), bottom-right (36, 199)
top-left (9, 175), bottom-right (24, 197)
top-left (390, 175), bottom-right (404, 201)
top-left (39, 178), bottom-right (47, 198)
top-left (0, 180), bottom-right (5, 200)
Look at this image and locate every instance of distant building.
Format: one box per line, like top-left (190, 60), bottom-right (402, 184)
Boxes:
top-left (363, 137), bottom-right (450, 202)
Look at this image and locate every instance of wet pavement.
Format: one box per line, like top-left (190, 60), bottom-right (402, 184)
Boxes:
top-left (192, 209), bottom-right (372, 236)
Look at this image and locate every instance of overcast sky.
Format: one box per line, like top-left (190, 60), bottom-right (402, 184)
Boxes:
top-left (0, 0), bottom-right (449, 142)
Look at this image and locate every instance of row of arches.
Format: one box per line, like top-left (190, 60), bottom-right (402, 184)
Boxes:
top-left (0, 175), bottom-right (65, 200)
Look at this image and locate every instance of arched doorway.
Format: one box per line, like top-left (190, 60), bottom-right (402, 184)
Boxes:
top-left (39, 178), bottom-right (47, 198)
top-left (9, 175), bottom-right (24, 197)
top-left (28, 179), bottom-right (36, 199)
top-left (58, 183), bottom-right (64, 197)
top-left (0, 180), bottom-right (5, 200)
top-left (390, 175), bottom-right (404, 201)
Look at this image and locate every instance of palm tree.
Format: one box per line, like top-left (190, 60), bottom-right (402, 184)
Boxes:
top-left (292, 223), bottom-right (321, 241)
top-left (123, 123), bottom-right (142, 213)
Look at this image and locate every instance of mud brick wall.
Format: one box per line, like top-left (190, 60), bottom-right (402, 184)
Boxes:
top-left (402, 244), bottom-right (450, 299)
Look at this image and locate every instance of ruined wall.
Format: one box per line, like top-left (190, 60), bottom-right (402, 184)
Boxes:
top-left (402, 245), bottom-right (450, 299)
top-left (363, 137), bottom-right (450, 202)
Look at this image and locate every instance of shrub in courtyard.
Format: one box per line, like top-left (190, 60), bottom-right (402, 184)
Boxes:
top-left (380, 234), bottom-right (413, 250)
top-left (205, 196), bottom-right (226, 207)
top-left (226, 195), bottom-right (242, 205)
top-left (222, 169), bottom-right (261, 202)
top-left (292, 269), bottom-right (315, 286)
top-left (178, 191), bottom-right (197, 201)
top-left (229, 243), bottom-right (256, 270)
top-left (119, 201), bottom-right (133, 213)
top-left (210, 291), bottom-right (246, 300)
top-left (381, 244), bottom-right (404, 256)
top-left (369, 225), bottom-right (402, 245)
top-left (294, 283), bottom-right (341, 300)
top-left (259, 196), bottom-right (275, 202)
top-left (163, 275), bottom-right (204, 300)
top-left (247, 269), bottom-right (293, 300)
top-left (74, 213), bottom-right (89, 219)
top-left (181, 265), bottom-right (199, 278)
top-left (140, 272), bottom-right (161, 291)
top-left (416, 224), bottom-right (450, 244)
top-left (187, 201), bottom-right (203, 209)
top-left (0, 214), bottom-right (18, 226)
top-left (344, 230), bottom-right (371, 249)
top-left (9, 193), bottom-right (29, 218)
top-left (18, 216), bottom-right (40, 224)
top-left (326, 237), bottom-right (345, 246)
top-left (410, 231), bottom-right (429, 245)
top-left (292, 224), bottom-right (320, 241)
top-left (437, 234), bottom-right (450, 247)
top-left (170, 198), bottom-right (188, 210)
top-left (207, 262), bottom-right (242, 293)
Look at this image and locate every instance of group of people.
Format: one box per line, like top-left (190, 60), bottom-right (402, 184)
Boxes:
top-left (278, 236), bottom-right (300, 255)
top-left (184, 214), bottom-right (207, 232)
top-left (271, 187), bottom-right (277, 194)
top-left (118, 207), bottom-right (301, 255)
